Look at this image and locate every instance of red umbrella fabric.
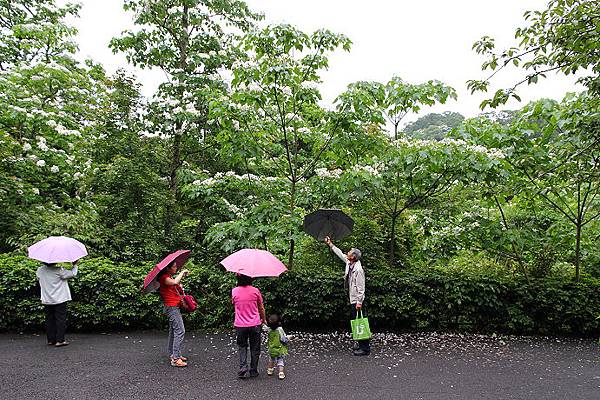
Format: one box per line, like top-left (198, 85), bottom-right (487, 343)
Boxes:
top-left (220, 249), bottom-right (287, 278)
top-left (143, 250), bottom-right (191, 294)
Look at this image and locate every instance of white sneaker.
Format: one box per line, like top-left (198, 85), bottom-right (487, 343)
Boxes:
top-left (278, 370), bottom-right (285, 380)
top-left (267, 367), bottom-right (274, 376)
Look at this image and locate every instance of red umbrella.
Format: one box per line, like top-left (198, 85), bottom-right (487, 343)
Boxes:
top-left (142, 250), bottom-right (191, 294)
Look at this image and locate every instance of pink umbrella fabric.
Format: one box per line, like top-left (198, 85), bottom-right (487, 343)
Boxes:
top-left (143, 250), bottom-right (191, 294)
top-left (220, 249), bottom-right (287, 278)
top-left (28, 236), bottom-right (88, 264)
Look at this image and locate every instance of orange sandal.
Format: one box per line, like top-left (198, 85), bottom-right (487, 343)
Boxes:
top-left (170, 356), bottom-right (188, 362)
top-left (170, 358), bottom-right (187, 367)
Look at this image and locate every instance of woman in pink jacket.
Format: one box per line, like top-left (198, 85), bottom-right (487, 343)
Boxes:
top-left (232, 273), bottom-right (266, 378)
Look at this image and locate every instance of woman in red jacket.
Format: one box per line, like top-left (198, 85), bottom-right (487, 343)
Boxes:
top-left (157, 261), bottom-right (189, 367)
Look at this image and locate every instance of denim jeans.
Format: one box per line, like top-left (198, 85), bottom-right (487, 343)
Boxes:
top-left (236, 325), bottom-right (261, 373)
top-left (269, 355), bottom-right (285, 367)
top-left (165, 306), bottom-right (185, 359)
top-left (351, 304), bottom-right (370, 352)
top-left (44, 302), bottom-right (67, 343)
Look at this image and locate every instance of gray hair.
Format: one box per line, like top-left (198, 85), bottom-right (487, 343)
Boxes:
top-left (350, 248), bottom-right (362, 261)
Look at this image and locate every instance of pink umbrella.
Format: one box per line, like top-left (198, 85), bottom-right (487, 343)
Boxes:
top-left (28, 236), bottom-right (88, 264)
top-left (220, 249), bottom-right (287, 277)
top-left (143, 250), bottom-right (191, 294)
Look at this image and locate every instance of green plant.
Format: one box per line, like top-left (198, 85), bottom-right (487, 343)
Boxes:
top-left (1, 254), bottom-right (598, 336)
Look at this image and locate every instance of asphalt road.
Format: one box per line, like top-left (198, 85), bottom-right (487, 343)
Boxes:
top-left (1, 330), bottom-right (598, 400)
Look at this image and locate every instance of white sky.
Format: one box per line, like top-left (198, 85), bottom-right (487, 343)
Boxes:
top-left (66, 0), bottom-right (583, 124)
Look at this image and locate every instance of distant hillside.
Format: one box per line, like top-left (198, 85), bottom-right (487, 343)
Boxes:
top-left (403, 112), bottom-right (465, 140)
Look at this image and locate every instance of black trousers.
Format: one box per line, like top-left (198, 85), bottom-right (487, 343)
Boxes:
top-left (351, 304), bottom-right (371, 352)
top-left (44, 302), bottom-right (67, 344)
top-left (236, 325), bottom-right (261, 373)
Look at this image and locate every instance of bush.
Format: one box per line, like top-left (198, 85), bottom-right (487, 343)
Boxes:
top-left (0, 254), bottom-right (598, 336)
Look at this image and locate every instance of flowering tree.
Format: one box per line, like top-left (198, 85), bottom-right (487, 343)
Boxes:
top-left (468, 0), bottom-right (600, 108)
top-left (0, 0), bottom-right (108, 251)
top-left (208, 24), bottom-right (352, 267)
top-left (461, 93), bottom-right (600, 279)
top-left (341, 137), bottom-right (505, 265)
top-left (336, 77), bottom-right (457, 139)
top-left (110, 0), bottom-right (261, 242)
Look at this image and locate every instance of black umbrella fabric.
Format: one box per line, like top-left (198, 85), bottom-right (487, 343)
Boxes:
top-left (303, 209), bottom-right (354, 241)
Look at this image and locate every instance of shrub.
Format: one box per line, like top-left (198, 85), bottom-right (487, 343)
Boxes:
top-left (0, 254), bottom-right (598, 336)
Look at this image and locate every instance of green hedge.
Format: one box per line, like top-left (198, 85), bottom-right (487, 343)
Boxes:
top-left (0, 254), bottom-right (598, 335)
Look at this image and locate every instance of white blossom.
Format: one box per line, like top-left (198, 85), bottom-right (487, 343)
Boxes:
top-left (315, 168), bottom-right (343, 178)
top-left (302, 81), bottom-right (319, 90)
top-left (50, 165), bottom-right (59, 173)
top-left (353, 164), bottom-right (381, 177)
top-left (32, 188), bottom-right (39, 195)
top-left (23, 143), bottom-right (32, 151)
top-left (36, 159), bottom-right (46, 167)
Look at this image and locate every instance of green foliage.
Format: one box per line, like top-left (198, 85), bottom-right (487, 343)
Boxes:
top-left (337, 77), bottom-right (457, 138)
top-left (1, 254), bottom-right (598, 336)
top-left (1, 0), bottom-right (599, 337)
top-left (468, 0), bottom-right (600, 108)
top-left (403, 111), bottom-right (465, 140)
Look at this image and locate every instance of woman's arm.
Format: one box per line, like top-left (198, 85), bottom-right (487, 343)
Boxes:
top-left (258, 302), bottom-right (266, 324)
top-left (163, 269), bottom-right (189, 286)
top-left (59, 265), bottom-right (78, 280)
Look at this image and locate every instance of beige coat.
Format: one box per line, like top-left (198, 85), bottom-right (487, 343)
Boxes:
top-left (331, 245), bottom-right (365, 305)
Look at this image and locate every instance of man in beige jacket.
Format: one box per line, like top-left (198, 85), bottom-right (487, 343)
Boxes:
top-left (325, 236), bottom-right (370, 356)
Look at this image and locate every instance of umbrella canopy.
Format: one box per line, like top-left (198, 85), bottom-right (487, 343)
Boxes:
top-left (143, 250), bottom-right (191, 294)
top-left (220, 249), bottom-right (287, 278)
top-left (28, 236), bottom-right (88, 264)
top-left (303, 209), bottom-right (354, 241)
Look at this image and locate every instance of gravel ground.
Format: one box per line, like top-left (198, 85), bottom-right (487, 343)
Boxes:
top-left (1, 331), bottom-right (598, 400)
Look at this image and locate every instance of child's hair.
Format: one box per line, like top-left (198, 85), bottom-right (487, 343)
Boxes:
top-left (267, 314), bottom-right (282, 330)
top-left (236, 273), bottom-right (254, 286)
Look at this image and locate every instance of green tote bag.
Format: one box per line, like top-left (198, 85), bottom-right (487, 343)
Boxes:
top-left (351, 310), bottom-right (372, 340)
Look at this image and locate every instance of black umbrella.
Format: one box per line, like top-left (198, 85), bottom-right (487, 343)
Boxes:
top-left (303, 209), bottom-right (354, 241)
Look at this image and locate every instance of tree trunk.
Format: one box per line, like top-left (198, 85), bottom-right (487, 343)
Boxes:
top-left (164, 133), bottom-right (181, 239)
top-left (575, 220), bottom-right (581, 281)
top-left (389, 213), bottom-right (397, 266)
top-left (494, 196), bottom-right (530, 282)
top-left (288, 179), bottom-right (296, 268)
top-left (164, 6), bottom-right (189, 241)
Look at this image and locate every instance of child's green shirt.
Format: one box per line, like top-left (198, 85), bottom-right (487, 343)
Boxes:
top-left (267, 327), bottom-right (289, 358)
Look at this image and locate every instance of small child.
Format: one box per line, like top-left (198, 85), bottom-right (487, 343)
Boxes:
top-left (264, 314), bottom-right (292, 380)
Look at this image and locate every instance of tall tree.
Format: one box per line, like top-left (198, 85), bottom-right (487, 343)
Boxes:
top-left (336, 77), bottom-right (457, 139)
top-left (208, 24), bottom-right (352, 267)
top-left (0, 0), bottom-right (108, 251)
top-left (110, 0), bottom-right (261, 244)
top-left (468, 0), bottom-right (600, 109)
top-left (461, 93), bottom-right (600, 279)
top-left (340, 137), bottom-right (505, 265)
